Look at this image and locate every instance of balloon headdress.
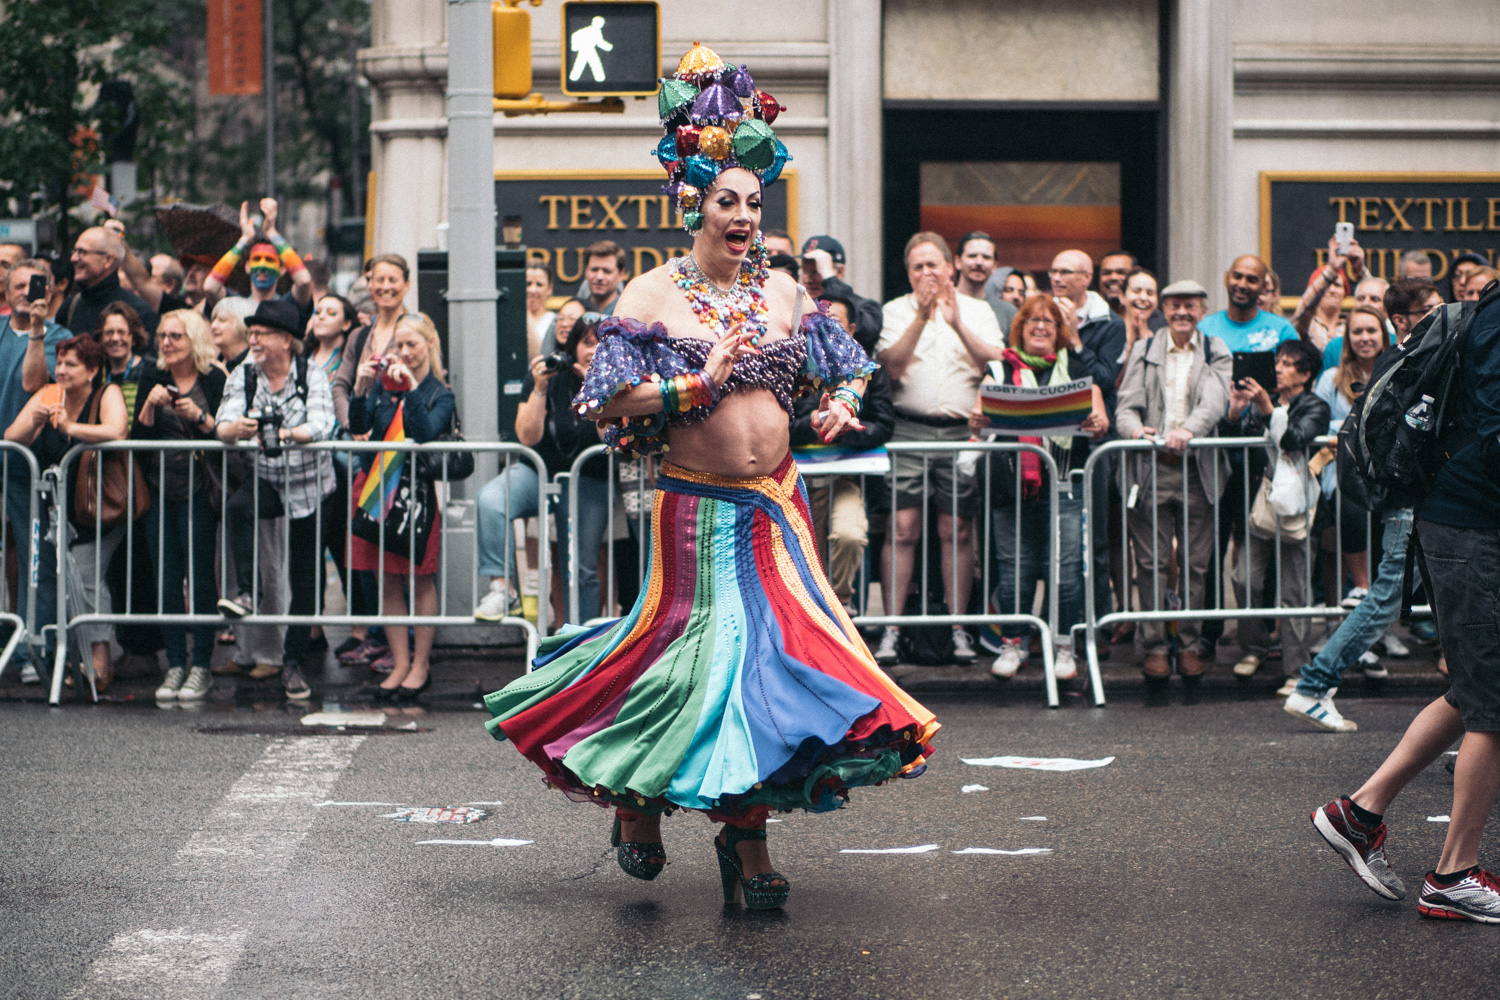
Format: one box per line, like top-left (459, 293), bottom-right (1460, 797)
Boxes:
top-left (653, 43), bottom-right (790, 233)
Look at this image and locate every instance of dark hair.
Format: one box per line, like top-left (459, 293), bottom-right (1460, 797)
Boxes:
top-left (304, 258), bottom-right (332, 288)
top-left (561, 313), bottom-right (602, 362)
top-left (97, 301), bottom-right (147, 350)
top-left (1100, 250), bottom-right (1137, 268)
top-left (817, 288), bottom-right (857, 315)
top-left (56, 333), bottom-right (103, 371)
top-left (1124, 266), bottom-right (1158, 292)
top-left (526, 261), bottom-right (555, 285)
top-left (1276, 337), bottom-right (1323, 383)
top-left (1384, 277), bottom-right (1440, 320)
top-left (956, 231), bottom-right (995, 258)
top-left (903, 231), bottom-right (953, 266)
top-left (585, 240), bottom-right (627, 272)
top-left (39, 249), bottom-right (73, 292)
top-left (368, 253), bottom-right (410, 282)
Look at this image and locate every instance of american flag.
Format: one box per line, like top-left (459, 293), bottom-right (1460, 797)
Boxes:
top-left (88, 182), bottom-right (118, 219)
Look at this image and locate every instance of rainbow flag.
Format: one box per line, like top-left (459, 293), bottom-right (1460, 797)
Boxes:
top-left (357, 401), bottom-right (407, 517)
top-left (979, 376), bottom-right (1094, 437)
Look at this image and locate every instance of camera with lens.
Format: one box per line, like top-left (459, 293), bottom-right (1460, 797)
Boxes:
top-left (541, 351), bottom-right (570, 374)
top-left (250, 404), bottom-right (285, 457)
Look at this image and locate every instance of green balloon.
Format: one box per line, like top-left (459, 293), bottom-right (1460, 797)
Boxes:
top-left (658, 79), bottom-right (699, 119)
top-left (732, 119), bottom-right (777, 172)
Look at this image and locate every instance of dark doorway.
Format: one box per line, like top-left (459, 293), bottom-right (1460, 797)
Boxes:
top-left (882, 104), bottom-right (1162, 300)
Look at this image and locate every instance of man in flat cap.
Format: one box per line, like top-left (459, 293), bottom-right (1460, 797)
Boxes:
top-left (1114, 279), bottom-right (1232, 683)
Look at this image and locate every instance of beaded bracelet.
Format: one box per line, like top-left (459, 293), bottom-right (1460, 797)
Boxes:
top-left (830, 386), bottom-right (863, 416)
top-left (658, 370), bottom-right (719, 414)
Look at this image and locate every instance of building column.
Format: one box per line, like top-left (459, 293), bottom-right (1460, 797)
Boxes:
top-left (826, 0), bottom-right (883, 299)
top-left (1168, 0), bottom-right (1232, 307)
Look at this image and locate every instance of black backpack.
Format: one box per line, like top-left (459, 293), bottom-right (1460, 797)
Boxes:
top-left (1337, 288), bottom-right (1496, 512)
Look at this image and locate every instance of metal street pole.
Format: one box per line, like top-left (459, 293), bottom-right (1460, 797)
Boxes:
top-left (264, 0), bottom-right (276, 198)
top-left (446, 0), bottom-right (499, 478)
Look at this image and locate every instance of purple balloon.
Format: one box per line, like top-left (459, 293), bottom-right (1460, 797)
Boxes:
top-left (690, 83), bottom-right (742, 123)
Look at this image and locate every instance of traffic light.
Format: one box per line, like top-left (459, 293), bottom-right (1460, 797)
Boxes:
top-left (560, 2), bottom-right (660, 97)
top-left (493, 0), bottom-right (541, 100)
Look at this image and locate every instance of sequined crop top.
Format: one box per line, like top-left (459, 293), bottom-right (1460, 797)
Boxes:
top-left (573, 305), bottom-right (876, 457)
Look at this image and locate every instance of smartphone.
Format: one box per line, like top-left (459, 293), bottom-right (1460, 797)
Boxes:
top-left (165, 385), bottom-right (182, 401)
top-left (27, 272), bottom-right (47, 304)
top-left (1334, 221), bottom-right (1354, 255)
top-left (1232, 351), bottom-right (1276, 391)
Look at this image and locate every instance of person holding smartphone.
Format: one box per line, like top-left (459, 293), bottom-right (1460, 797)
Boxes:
top-left (0, 260), bottom-right (70, 683)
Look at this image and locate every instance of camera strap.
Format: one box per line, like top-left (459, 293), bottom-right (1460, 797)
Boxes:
top-left (242, 356), bottom-right (310, 414)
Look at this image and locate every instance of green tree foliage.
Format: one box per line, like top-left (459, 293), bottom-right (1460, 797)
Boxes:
top-left (0, 0), bottom-right (369, 246)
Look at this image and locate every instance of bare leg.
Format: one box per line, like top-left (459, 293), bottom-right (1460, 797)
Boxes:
top-left (1351, 695), bottom-right (1465, 815)
top-left (936, 512), bottom-right (975, 618)
top-left (401, 575), bottom-right (438, 688)
top-left (618, 810), bottom-right (661, 844)
top-left (1437, 731), bottom-right (1500, 873)
top-left (92, 642), bottom-right (113, 687)
top-left (717, 822), bottom-right (785, 886)
top-left (379, 573), bottom-right (411, 689)
top-left (882, 507), bottom-right (922, 617)
top-left (1342, 551), bottom-right (1370, 592)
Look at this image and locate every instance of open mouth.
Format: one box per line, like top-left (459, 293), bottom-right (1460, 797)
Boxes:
top-left (724, 229), bottom-right (751, 254)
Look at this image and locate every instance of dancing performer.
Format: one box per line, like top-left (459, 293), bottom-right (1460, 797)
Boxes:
top-left (483, 45), bottom-right (938, 910)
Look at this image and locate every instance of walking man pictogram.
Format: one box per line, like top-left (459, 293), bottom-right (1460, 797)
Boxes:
top-left (569, 16), bottom-right (612, 83)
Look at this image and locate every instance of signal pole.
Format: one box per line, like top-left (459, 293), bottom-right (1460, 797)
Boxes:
top-left (446, 0), bottom-right (501, 475)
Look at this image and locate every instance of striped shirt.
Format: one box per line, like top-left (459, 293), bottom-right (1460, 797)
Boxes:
top-left (216, 360), bottom-right (336, 520)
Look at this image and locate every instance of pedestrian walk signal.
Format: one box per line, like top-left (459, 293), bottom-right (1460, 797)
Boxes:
top-left (560, 2), bottom-right (660, 98)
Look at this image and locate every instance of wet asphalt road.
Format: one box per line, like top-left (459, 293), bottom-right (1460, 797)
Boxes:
top-left (3, 683), bottom-right (1497, 1000)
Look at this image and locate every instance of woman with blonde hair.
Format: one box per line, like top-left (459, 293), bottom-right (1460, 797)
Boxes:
top-left (348, 311), bottom-right (455, 702)
top-left (134, 308), bottom-right (228, 701)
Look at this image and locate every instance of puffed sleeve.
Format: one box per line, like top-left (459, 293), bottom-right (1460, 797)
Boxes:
top-left (571, 317), bottom-right (691, 457)
top-left (798, 303), bottom-right (878, 396)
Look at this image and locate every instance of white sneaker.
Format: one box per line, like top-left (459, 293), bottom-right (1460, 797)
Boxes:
top-left (1233, 653), bottom-right (1262, 677)
top-left (19, 662), bottom-right (40, 685)
top-left (1053, 645), bottom-right (1077, 681)
top-left (1376, 627), bottom-right (1410, 659)
top-left (1360, 650), bottom-right (1389, 679)
top-left (1277, 676), bottom-right (1299, 697)
top-left (1341, 586), bottom-right (1369, 609)
top-left (1284, 688), bottom-right (1358, 732)
top-left (474, 579), bottom-right (520, 621)
top-left (177, 666), bottom-right (213, 702)
top-left (990, 639), bottom-right (1024, 678)
top-left (951, 629), bottom-right (977, 664)
top-left (155, 667), bottom-right (187, 701)
top-left (873, 626), bottom-right (900, 665)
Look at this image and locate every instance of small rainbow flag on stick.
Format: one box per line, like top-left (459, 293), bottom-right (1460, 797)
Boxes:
top-left (357, 401), bottom-right (407, 517)
top-left (979, 376), bottom-right (1094, 437)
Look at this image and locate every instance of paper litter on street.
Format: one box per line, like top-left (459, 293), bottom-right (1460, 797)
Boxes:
top-left (961, 755), bottom-right (1115, 771)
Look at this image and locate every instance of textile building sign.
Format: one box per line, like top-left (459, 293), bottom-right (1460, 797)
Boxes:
top-left (496, 171), bottom-right (798, 282)
top-left (1261, 172), bottom-right (1500, 289)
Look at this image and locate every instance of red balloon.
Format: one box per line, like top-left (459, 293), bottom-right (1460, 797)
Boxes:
top-left (675, 124), bottom-right (702, 158)
top-left (754, 90), bottom-right (785, 125)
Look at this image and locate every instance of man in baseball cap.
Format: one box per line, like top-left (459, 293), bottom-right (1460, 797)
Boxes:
top-left (799, 235), bottom-right (881, 352)
top-left (1114, 276), bottom-right (1232, 684)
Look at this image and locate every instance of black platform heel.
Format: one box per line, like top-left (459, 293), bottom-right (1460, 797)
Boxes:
top-left (612, 810), bottom-right (666, 881)
top-left (714, 825), bottom-right (790, 909)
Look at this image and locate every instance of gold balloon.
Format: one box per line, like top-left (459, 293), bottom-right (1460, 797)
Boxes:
top-left (698, 125), bottom-right (732, 160)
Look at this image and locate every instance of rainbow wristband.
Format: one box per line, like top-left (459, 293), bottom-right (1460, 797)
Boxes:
top-left (210, 237), bottom-right (249, 284)
top-left (269, 234), bottom-right (306, 275)
top-left (831, 386), bottom-right (863, 416)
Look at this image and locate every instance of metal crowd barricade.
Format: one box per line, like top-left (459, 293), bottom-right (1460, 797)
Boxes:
top-left (563, 440), bottom-right (1076, 707)
top-left (1080, 435), bottom-right (1432, 704)
top-left (48, 439), bottom-right (550, 704)
top-left (0, 443), bottom-right (42, 677)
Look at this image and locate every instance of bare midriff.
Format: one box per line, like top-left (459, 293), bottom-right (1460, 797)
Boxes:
top-left (663, 389), bottom-right (790, 479)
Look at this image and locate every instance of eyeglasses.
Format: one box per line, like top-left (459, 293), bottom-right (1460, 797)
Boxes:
top-left (158, 330), bottom-right (186, 343)
top-left (71, 247), bottom-right (111, 260)
top-left (1048, 268), bottom-right (1086, 277)
top-left (1024, 317), bottom-right (1058, 328)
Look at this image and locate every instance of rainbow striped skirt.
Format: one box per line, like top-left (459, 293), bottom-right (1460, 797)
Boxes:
top-left (483, 453), bottom-right (938, 823)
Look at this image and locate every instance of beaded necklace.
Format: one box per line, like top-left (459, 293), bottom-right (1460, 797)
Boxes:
top-left (672, 238), bottom-right (770, 341)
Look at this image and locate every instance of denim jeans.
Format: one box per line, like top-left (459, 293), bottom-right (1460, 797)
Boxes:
top-left (556, 474), bottom-right (609, 624)
top-left (476, 462), bottom-right (542, 582)
top-left (989, 488), bottom-right (1085, 644)
top-left (143, 491), bottom-right (219, 669)
top-left (1297, 509), bottom-right (1413, 696)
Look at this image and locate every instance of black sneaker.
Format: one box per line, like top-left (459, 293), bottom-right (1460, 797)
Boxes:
top-left (1311, 796), bottom-right (1406, 900)
top-left (217, 594), bottom-right (252, 619)
top-left (282, 664), bottom-right (311, 701)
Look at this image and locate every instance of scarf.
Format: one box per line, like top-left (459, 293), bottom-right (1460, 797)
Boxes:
top-left (1001, 347), bottom-right (1072, 499)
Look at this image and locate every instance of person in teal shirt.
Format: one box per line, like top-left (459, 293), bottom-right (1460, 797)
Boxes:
top-left (1197, 255), bottom-right (1299, 353)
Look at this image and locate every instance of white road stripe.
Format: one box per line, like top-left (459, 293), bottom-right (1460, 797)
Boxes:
top-left (70, 736), bottom-right (365, 1000)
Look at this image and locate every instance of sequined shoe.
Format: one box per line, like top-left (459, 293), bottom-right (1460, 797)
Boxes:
top-left (611, 811), bottom-right (665, 881)
top-left (715, 825), bottom-right (790, 909)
